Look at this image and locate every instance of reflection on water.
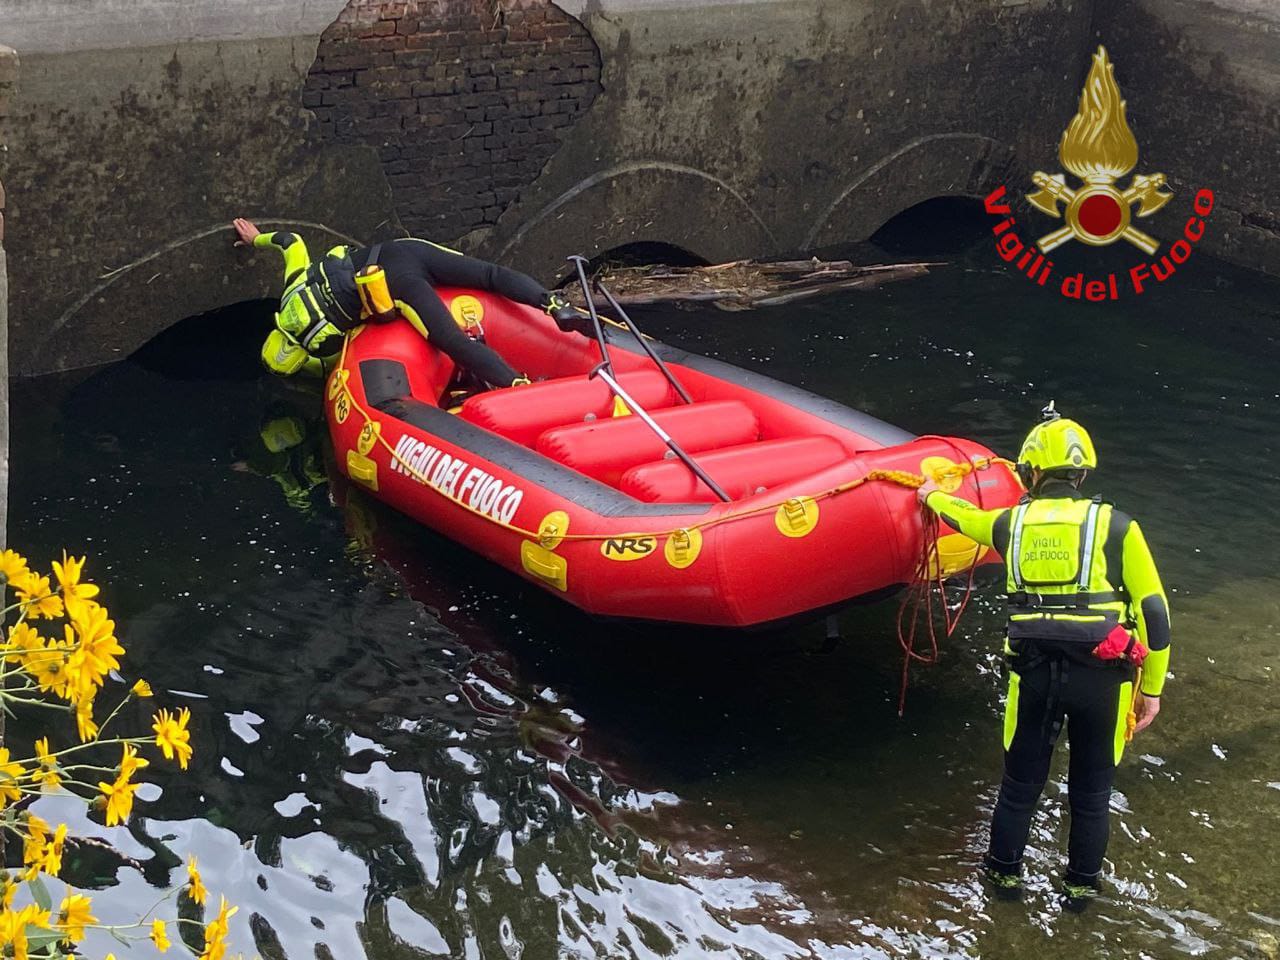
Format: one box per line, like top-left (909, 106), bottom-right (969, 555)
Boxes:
top-left (9, 252), bottom-right (1280, 959)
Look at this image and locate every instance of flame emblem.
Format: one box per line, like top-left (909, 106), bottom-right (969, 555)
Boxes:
top-left (1026, 46), bottom-right (1172, 254)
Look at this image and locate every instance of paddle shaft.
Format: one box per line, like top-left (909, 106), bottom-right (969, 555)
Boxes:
top-left (593, 366), bottom-right (732, 502)
top-left (592, 279), bottom-right (693, 404)
top-left (568, 255), bottom-right (613, 377)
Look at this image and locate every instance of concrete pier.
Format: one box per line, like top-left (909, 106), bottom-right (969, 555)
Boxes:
top-left (1, 44), bottom-right (15, 543)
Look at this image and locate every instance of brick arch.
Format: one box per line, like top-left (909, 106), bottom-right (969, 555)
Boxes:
top-left (304, 0), bottom-right (602, 247)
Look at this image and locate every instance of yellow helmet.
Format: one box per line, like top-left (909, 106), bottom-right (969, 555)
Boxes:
top-left (1018, 403), bottom-right (1097, 472)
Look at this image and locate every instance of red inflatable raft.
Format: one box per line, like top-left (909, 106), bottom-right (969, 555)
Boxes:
top-left (325, 287), bottom-right (1022, 628)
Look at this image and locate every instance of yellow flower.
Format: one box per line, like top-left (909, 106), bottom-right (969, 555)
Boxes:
top-left (0, 749), bottom-right (24, 810)
top-left (212, 895), bottom-right (237, 932)
top-left (0, 904), bottom-right (50, 959)
top-left (22, 814), bottom-right (50, 866)
top-left (150, 918), bottom-right (171, 953)
top-left (75, 695), bottom-right (99, 742)
top-left (12, 571), bottom-right (64, 620)
top-left (186, 855), bottom-right (209, 906)
top-left (0, 917), bottom-right (21, 960)
top-left (51, 551), bottom-right (100, 615)
top-left (153, 707), bottom-right (193, 770)
top-left (31, 738), bottom-right (62, 792)
top-left (62, 641), bottom-right (101, 706)
top-left (132, 678), bottom-right (154, 698)
top-left (25, 637), bottom-right (74, 700)
top-left (39, 824), bottom-right (67, 877)
top-left (119, 742), bottom-right (150, 781)
top-left (0, 872), bottom-right (16, 910)
top-left (69, 602), bottom-right (123, 688)
top-left (198, 896), bottom-right (238, 960)
top-left (0, 548), bottom-right (28, 584)
top-left (98, 769), bottom-right (141, 826)
top-left (2, 622), bottom-right (43, 665)
top-left (20, 816), bottom-right (66, 880)
top-left (56, 893), bottom-right (95, 944)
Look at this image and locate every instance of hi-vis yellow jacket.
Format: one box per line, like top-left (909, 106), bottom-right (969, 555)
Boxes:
top-left (254, 231), bottom-right (357, 377)
top-left (925, 484), bottom-right (1171, 697)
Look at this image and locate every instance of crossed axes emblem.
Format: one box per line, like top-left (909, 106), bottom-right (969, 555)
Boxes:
top-left (1027, 172), bottom-right (1173, 255)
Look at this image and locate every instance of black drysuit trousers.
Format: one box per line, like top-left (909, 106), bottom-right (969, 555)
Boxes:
top-left (351, 239), bottom-right (551, 387)
top-left (988, 653), bottom-right (1133, 887)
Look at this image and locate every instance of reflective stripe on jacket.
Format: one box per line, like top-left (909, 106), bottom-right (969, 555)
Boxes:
top-left (1004, 497), bottom-right (1124, 645)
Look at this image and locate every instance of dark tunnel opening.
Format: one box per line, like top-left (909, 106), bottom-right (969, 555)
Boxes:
top-left (559, 241), bottom-right (712, 286)
top-left (129, 299), bottom-right (277, 381)
top-left (867, 196), bottom-right (990, 257)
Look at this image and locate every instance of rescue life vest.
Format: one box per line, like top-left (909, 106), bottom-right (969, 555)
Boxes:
top-left (1004, 496), bottom-right (1129, 646)
top-left (263, 244), bottom-right (395, 376)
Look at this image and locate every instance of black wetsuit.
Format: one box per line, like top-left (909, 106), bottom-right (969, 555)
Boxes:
top-left (345, 238), bottom-right (550, 386)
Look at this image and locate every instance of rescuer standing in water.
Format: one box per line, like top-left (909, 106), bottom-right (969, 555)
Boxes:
top-left (232, 218), bottom-right (590, 384)
top-left (917, 404), bottom-right (1171, 902)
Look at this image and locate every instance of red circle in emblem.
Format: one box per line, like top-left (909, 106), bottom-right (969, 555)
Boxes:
top-left (1077, 194), bottom-right (1123, 238)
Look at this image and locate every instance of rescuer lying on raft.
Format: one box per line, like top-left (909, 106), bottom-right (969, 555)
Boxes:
top-left (232, 218), bottom-right (592, 385)
top-left (916, 404), bottom-right (1171, 902)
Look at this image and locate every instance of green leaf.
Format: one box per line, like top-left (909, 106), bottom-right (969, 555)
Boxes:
top-left (25, 928), bottom-right (63, 949)
top-left (29, 873), bottom-right (52, 911)
top-left (110, 927), bottom-right (131, 945)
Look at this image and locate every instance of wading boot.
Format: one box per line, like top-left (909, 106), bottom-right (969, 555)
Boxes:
top-left (1061, 880), bottom-right (1098, 913)
top-left (985, 867), bottom-right (1024, 902)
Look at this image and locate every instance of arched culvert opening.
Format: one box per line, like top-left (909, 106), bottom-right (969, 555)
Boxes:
top-left (556, 241), bottom-right (711, 286)
top-left (129, 299), bottom-right (276, 381)
top-left (868, 196), bottom-right (990, 257)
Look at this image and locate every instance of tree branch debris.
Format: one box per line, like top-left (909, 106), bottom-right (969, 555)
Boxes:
top-left (568, 258), bottom-right (941, 310)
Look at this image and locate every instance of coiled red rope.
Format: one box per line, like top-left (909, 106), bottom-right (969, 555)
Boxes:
top-left (894, 436), bottom-right (994, 716)
top-left (895, 505), bottom-right (979, 715)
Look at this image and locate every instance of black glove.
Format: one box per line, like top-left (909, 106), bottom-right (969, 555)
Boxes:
top-left (546, 296), bottom-right (596, 336)
top-left (554, 305), bottom-right (597, 336)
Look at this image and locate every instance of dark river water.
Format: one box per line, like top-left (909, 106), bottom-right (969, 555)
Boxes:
top-left (9, 248), bottom-right (1280, 959)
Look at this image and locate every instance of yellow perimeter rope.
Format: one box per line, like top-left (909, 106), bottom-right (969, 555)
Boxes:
top-left (334, 333), bottom-right (1017, 544)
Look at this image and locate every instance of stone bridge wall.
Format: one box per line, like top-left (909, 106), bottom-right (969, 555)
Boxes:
top-left (0, 0), bottom-right (1276, 376)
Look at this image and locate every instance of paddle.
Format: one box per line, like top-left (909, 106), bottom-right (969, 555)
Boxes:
top-left (567, 255), bottom-right (731, 503)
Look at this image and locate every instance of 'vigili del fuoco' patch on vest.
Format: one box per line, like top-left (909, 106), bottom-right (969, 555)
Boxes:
top-left (984, 46), bottom-right (1214, 302)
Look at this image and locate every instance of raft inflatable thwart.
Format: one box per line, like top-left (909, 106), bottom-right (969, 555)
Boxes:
top-left (326, 287), bottom-right (1023, 628)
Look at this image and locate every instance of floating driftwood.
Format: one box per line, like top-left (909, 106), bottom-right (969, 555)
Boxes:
top-left (566, 258), bottom-right (940, 310)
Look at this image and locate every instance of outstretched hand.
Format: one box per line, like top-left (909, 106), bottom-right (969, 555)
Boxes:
top-left (232, 218), bottom-right (261, 247)
top-left (1133, 693), bottom-right (1160, 734)
top-left (916, 477), bottom-right (940, 504)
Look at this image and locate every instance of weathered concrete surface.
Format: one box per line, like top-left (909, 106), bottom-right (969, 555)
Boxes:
top-left (0, 7), bottom-right (401, 375)
top-left (1, 0), bottom-right (1278, 376)
top-left (1097, 0), bottom-right (1280, 277)
top-left (0, 0), bottom-right (347, 54)
top-left (487, 0), bottom-right (1072, 281)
